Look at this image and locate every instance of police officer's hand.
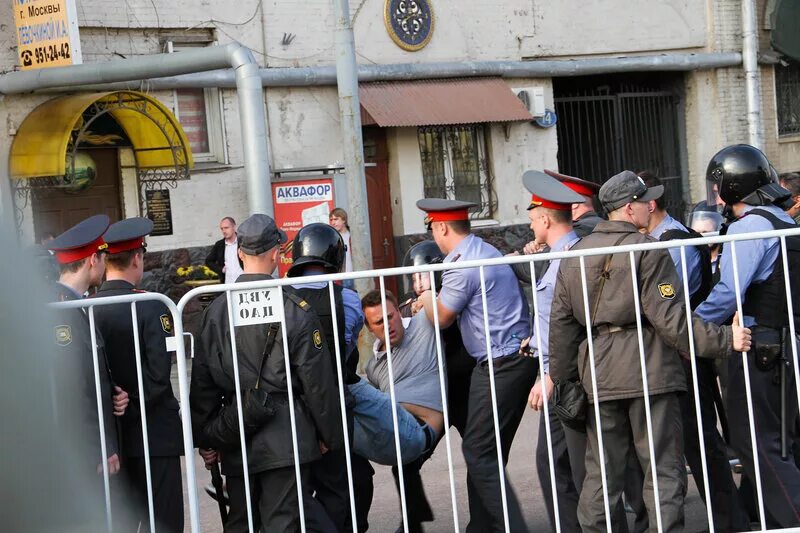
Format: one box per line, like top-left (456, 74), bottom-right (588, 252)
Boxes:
top-left (523, 240), bottom-right (546, 255)
top-left (98, 453), bottom-right (120, 476)
top-left (528, 374), bottom-right (554, 411)
top-left (112, 386), bottom-right (129, 416)
top-left (731, 312), bottom-right (752, 353)
top-left (199, 448), bottom-right (219, 469)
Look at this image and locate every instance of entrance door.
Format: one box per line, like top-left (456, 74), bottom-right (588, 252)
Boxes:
top-left (32, 148), bottom-right (123, 239)
top-left (363, 127), bottom-right (397, 291)
top-left (554, 73), bottom-right (685, 214)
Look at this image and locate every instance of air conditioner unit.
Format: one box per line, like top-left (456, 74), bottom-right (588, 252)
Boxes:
top-left (512, 87), bottom-right (545, 117)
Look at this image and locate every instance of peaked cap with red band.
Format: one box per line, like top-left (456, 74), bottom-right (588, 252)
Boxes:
top-left (103, 217), bottom-right (154, 255)
top-left (47, 214), bottom-right (110, 264)
top-left (523, 170), bottom-right (587, 211)
top-left (416, 198), bottom-right (477, 226)
top-left (544, 169), bottom-right (600, 198)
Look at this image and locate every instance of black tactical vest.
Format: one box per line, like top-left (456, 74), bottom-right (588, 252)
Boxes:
top-left (740, 209), bottom-right (800, 330)
top-left (659, 223), bottom-right (713, 310)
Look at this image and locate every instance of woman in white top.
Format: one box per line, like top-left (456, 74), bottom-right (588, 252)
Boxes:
top-left (329, 207), bottom-right (354, 289)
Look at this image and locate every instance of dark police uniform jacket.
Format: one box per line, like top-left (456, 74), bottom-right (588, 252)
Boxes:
top-left (92, 280), bottom-right (183, 458)
top-left (51, 282), bottom-right (119, 461)
top-left (190, 273), bottom-right (343, 476)
top-left (549, 221), bottom-right (734, 403)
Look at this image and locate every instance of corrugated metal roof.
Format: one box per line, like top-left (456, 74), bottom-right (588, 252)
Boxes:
top-left (359, 78), bottom-right (533, 127)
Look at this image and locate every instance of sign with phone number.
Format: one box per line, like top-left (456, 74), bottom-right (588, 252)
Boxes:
top-left (13, 0), bottom-right (82, 70)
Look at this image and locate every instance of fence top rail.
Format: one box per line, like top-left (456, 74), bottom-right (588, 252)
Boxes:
top-left (49, 291), bottom-right (179, 312)
top-left (172, 225), bottom-right (800, 311)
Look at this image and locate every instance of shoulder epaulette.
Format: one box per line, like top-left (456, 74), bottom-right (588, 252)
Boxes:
top-left (285, 290), bottom-right (311, 312)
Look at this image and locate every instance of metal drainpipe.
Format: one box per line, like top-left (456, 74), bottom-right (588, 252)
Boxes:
top-left (742, 0), bottom-right (765, 150)
top-left (25, 52), bottom-right (744, 92)
top-left (0, 42), bottom-right (273, 216)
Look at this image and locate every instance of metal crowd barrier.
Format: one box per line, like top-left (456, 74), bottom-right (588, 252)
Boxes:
top-left (52, 225), bottom-right (800, 533)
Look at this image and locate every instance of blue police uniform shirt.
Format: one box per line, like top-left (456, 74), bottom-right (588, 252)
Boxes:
top-left (695, 204), bottom-right (795, 326)
top-left (438, 234), bottom-right (530, 362)
top-left (650, 213), bottom-right (702, 297)
top-left (529, 231), bottom-right (579, 373)
top-left (290, 280), bottom-right (364, 355)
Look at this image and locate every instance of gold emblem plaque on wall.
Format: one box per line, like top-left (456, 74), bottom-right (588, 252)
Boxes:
top-left (384, 0), bottom-right (434, 52)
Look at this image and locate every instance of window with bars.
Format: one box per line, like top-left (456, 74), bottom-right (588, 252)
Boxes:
top-left (418, 125), bottom-right (495, 219)
top-left (776, 60), bottom-right (800, 137)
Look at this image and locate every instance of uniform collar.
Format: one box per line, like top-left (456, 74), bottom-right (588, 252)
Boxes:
top-left (649, 213), bottom-right (675, 240)
top-left (236, 273), bottom-right (274, 282)
top-left (99, 279), bottom-right (135, 292)
top-left (56, 281), bottom-right (84, 300)
top-left (552, 230), bottom-right (579, 252)
top-left (445, 233), bottom-right (474, 263)
top-left (591, 220), bottom-right (641, 234)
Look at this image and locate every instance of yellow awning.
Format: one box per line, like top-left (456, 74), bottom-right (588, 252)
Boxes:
top-left (9, 91), bottom-right (193, 180)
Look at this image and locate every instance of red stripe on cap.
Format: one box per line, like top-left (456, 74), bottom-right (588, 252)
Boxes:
top-left (528, 195), bottom-right (573, 211)
top-left (106, 238), bottom-right (146, 255)
top-left (561, 181), bottom-right (595, 198)
top-left (424, 209), bottom-right (470, 222)
top-left (53, 237), bottom-right (107, 264)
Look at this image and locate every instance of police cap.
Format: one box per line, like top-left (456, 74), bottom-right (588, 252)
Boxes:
top-left (103, 217), bottom-right (153, 254)
top-left (544, 169), bottom-right (600, 197)
top-left (47, 214), bottom-right (110, 264)
top-left (238, 214), bottom-right (287, 256)
top-left (416, 198), bottom-right (477, 227)
top-left (523, 170), bottom-right (587, 211)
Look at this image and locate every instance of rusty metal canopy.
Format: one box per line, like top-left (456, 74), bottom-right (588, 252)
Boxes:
top-left (359, 77), bottom-right (533, 127)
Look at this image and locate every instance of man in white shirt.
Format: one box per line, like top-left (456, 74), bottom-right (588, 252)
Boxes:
top-left (205, 217), bottom-right (243, 284)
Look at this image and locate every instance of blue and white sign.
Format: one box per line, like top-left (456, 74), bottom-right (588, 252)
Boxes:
top-left (534, 109), bottom-right (558, 129)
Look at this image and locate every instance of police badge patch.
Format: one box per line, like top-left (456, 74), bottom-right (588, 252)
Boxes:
top-left (313, 330), bottom-right (323, 350)
top-left (55, 325), bottom-right (72, 346)
top-left (658, 283), bottom-right (676, 300)
top-left (159, 314), bottom-right (173, 334)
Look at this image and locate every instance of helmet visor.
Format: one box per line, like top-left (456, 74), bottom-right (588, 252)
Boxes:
top-left (706, 180), bottom-right (723, 208)
top-left (686, 210), bottom-right (723, 234)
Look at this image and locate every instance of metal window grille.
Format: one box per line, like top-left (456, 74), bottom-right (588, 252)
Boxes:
top-left (418, 125), bottom-right (495, 219)
top-left (776, 60), bottom-right (800, 137)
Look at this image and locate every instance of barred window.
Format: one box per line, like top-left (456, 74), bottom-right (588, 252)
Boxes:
top-left (776, 60), bottom-right (800, 137)
top-left (418, 125), bottom-right (495, 219)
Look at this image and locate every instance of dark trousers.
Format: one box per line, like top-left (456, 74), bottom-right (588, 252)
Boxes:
top-left (114, 456), bottom-right (183, 533)
top-left (462, 354), bottom-right (537, 532)
top-left (309, 448), bottom-right (352, 531)
top-left (726, 351), bottom-right (800, 527)
top-left (226, 465), bottom-right (336, 533)
top-left (579, 394), bottom-right (686, 533)
top-left (679, 357), bottom-right (750, 532)
top-left (350, 454), bottom-right (374, 533)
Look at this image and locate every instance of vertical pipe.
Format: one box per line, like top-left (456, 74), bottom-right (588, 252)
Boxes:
top-left (332, 0), bottom-right (373, 284)
top-left (742, 0), bottom-right (765, 149)
top-left (229, 45), bottom-right (273, 216)
top-left (529, 260), bottom-right (562, 533)
top-left (679, 247), bottom-right (715, 533)
top-left (276, 285), bottom-right (307, 532)
top-left (378, 276), bottom-right (410, 532)
top-left (578, 256), bottom-right (613, 532)
top-left (428, 270), bottom-right (461, 530)
top-left (130, 303), bottom-right (156, 533)
top-left (327, 281), bottom-right (358, 533)
top-left (729, 241), bottom-right (767, 529)
top-left (224, 290), bottom-right (255, 533)
top-left (478, 266), bottom-right (511, 533)
top-left (88, 306), bottom-right (113, 532)
top-left (628, 252), bottom-right (664, 533)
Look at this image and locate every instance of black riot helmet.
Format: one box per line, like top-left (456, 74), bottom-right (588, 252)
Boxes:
top-left (287, 223), bottom-right (345, 277)
top-left (403, 240), bottom-right (444, 267)
top-left (706, 144), bottom-right (774, 205)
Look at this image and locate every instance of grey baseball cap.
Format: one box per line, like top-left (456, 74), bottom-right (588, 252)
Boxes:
top-left (599, 170), bottom-right (664, 212)
top-left (237, 214), bottom-right (287, 255)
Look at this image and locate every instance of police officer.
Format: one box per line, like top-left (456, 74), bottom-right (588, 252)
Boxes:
top-left (548, 171), bottom-right (751, 532)
top-left (697, 144), bottom-right (800, 527)
top-left (287, 222), bottom-right (364, 532)
top-left (416, 198), bottom-right (535, 532)
top-left (47, 215), bottom-right (129, 476)
top-left (544, 169), bottom-right (605, 237)
top-left (190, 213), bottom-right (343, 532)
top-left (640, 174), bottom-right (749, 532)
top-left (92, 217), bottom-right (184, 533)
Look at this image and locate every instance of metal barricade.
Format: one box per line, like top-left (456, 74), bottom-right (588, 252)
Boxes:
top-left (53, 225), bottom-right (800, 533)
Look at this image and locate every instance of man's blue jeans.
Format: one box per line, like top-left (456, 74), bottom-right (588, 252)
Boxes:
top-left (348, 380), bottom-right (434, 466)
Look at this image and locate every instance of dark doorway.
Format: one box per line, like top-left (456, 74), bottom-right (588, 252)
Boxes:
top-left (32, 148), bottom-right (123, 239)
top-left (363, 127), bottom-right (398, 292)
top-left (554, 73), bottom-right (686, 214)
